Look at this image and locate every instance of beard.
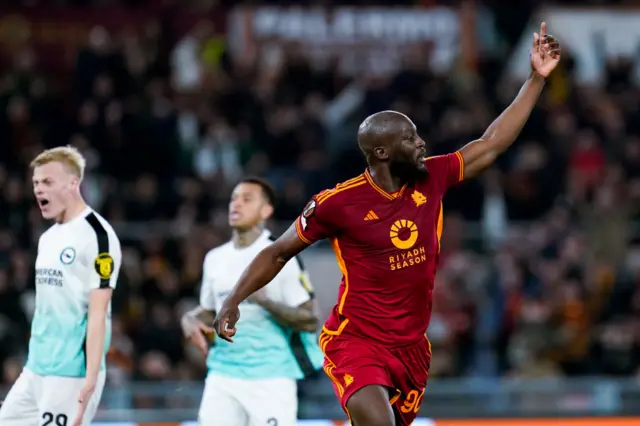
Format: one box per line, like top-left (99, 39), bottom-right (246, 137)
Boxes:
top-left (389, 157), bottom-right (428, 183)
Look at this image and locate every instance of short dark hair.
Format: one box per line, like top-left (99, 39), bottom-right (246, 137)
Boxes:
top-left (238, 176), bottom-right (276, 206)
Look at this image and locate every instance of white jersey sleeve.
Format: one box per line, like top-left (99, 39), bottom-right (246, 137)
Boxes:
top-left (277, 255), bottom-right (314, 307)
top-left (82, 213), bottom-right (122, 290)
top-left (200, 251), bottom-right (218, 311)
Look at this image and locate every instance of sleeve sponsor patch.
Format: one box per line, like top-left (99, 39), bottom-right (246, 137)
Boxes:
top-left (300, 199), bottom-right (317, 231)
top-left (94, 252), bottom-right (115, 280)
top-left (302, 199), bottom-right (316, 219)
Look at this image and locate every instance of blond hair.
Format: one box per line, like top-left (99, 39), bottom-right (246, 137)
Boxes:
top-left (30, 145), bottom-right (86, 181)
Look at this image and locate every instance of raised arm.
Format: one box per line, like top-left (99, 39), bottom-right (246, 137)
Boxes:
top-left (460, 22), bottom-right (561, 179)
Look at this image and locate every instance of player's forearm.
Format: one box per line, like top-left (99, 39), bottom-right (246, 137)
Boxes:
top-left (481, 72), bottom-right (545, 152)
top-left (228, 246), bottom-right (287, 305)
top-left (259, 300), bottom-right (317, 332)
top-left (85, 311), bottom-right (107, 383)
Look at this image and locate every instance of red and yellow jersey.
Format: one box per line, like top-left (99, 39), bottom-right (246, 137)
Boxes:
top-left (296, 152), bottom-right (464, 347)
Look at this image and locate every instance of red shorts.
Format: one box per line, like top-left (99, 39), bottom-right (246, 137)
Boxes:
top-left (319, 328), bottom-right (432, 426)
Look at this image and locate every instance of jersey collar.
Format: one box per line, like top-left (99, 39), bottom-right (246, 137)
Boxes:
top-left (232, 229), bottom-right (271, 251)
top-left (364, 169), bottom-right (407, 201)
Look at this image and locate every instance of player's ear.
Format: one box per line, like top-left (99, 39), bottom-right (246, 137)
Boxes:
top-left (374, 146), bottom-right (388, 161)
top-left (261, 203), bottom-right (274, 221)
top-left (69, 175), bottom-right (80, 190)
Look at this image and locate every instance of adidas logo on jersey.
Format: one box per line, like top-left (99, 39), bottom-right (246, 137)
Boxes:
top-left (364, 210), bottom-right (379, 221)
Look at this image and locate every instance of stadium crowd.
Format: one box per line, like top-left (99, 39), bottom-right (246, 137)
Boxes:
top-left (1, 4), bottom-right (640, 402)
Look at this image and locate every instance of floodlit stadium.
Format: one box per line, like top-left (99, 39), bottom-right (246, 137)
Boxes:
top-left (0, 1), bottom-right (640, 425)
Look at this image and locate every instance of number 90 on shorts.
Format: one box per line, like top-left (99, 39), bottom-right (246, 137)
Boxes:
top-left (399, 389), bottom-right (425, 414)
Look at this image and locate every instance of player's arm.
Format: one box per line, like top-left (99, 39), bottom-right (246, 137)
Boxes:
top-left (182, 255), bottom-right (216, 354)
top-left (458, 72), bottom-right (544, 179)
top-left (258, 299), bottom-right (316, 332)
top-left (86, 288), bottom-right (112, 383)
top-left (85, 236), bottom-right (121, 389)
top-left (255, 255), bottom-right (318, 332)
top-left (459, 24), bottom-right (560, 179)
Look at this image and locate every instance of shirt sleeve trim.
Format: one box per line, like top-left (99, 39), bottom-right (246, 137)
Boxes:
top-left (455, 151), bottom-right (465, 182)
top-left (295, 217), bottom-right (314, 245)
top-left (84, 213), bottom-right (112, 288)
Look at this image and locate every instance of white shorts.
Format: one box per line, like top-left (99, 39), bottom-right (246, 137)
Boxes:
top-left (198, 374), bottom-right (297, 426)
top-left (0, 368), bottom-right (106, 426)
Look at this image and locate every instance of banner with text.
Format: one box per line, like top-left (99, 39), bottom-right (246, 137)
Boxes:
top-left (506, 8), bottom-right (640, 83)
top-left (227, 6), bottom-right (460, 77)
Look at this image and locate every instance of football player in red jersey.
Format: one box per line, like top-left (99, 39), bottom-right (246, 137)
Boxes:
top-left (215, 23), bottom-right (560, 426)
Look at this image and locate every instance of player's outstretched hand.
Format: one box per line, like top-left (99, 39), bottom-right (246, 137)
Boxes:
top-left (213, 301), bottom-right (240, 343)
top-left (530, 22), bottom-right (561, 77)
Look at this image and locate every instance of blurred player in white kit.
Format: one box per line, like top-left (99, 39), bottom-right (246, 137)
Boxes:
top-left (181, 177), bottom-right (323, 426)
top-left (0, 146), bottom-right (122, 426)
